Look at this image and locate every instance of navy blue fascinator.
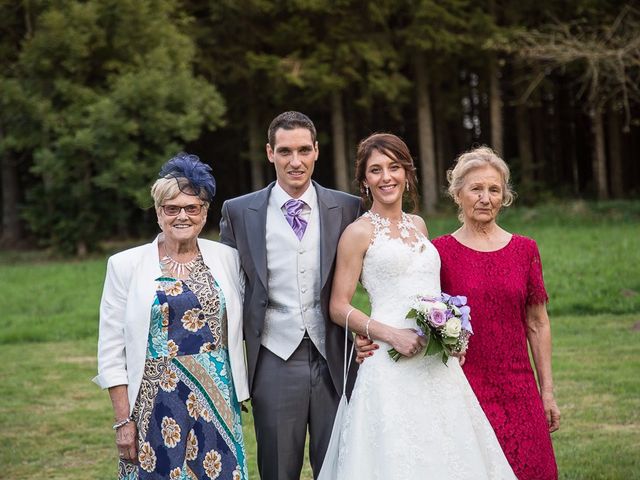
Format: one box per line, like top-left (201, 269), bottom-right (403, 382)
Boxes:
top-left (159, 153), bottom-right (216, 202)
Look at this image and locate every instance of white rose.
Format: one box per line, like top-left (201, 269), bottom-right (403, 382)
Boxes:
top-left (414, 299), bottom-right (433, 315)
top-left (442, 317), bottom-right (462, 338)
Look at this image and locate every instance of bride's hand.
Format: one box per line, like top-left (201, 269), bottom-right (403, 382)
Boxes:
top-left (388, 328), bottom-right (427, 357)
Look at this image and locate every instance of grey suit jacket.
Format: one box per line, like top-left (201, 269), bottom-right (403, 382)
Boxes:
top-left (220, 181), bottom-right (362, 397)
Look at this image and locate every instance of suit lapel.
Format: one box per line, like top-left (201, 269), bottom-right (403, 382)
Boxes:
top-left (316, 182), bottom-right (343, 289)
top-left (244, 184), bottom-right (272, 291)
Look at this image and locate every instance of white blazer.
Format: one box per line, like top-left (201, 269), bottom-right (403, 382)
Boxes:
top-left (93, 236), bottom-right (249, 412)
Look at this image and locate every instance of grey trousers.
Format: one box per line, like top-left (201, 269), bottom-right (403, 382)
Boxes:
top-left (251, 339), bottom-right (339, 480)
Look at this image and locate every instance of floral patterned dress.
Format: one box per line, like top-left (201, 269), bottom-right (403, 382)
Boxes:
top-left (119, 258), bottom-right (247, 480)
top-left (433, 234), bottom-right (558, 480)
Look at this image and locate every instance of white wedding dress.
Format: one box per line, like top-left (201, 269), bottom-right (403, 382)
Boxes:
top-left (335, 211), bottom-right (516, 479)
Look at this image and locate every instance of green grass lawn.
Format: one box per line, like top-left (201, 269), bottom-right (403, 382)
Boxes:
top-left (1, 201), bottom-right (639, 479)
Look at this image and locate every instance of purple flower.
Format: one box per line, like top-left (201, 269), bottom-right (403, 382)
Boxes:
top-left (459, 306), bottom-right (473, 333)
top-left (419, 295), bottom-right (439, 303)
top-left (448, 295), bottom-right (468, 307)
top-left (429, 308), bottom-right (447, 327)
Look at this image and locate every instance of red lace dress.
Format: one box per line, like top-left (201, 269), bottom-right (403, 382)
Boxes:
top-left (432, 234), bottom-right (558, 480)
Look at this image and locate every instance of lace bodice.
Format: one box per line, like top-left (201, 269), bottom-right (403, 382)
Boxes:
top-left (361, 211), bottom-right (441, 325)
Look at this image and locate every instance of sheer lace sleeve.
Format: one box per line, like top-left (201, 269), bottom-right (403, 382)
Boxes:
top-left (526, 240), bottom-right (549, 306)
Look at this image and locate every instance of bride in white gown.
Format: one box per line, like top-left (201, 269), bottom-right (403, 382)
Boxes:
top-left (327, 133), bottom-right (516, 479)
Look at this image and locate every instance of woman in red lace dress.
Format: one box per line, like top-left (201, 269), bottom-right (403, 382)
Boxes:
top-left (431, 146), bottom-right (560, 479)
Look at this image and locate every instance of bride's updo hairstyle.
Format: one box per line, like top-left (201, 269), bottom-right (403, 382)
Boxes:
top-left (355, 133), bottom-right (419, 212)
top-left (447, 146), bottom-right (515, 221)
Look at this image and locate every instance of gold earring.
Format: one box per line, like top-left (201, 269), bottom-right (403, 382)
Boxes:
top-left (365, 185), bottom-right (369, 198)
top-left (406, 180), bottom-right (409, 191)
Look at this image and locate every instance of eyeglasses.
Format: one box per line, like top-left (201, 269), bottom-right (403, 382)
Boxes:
top-left (160, 204), bottom-right (205, 216)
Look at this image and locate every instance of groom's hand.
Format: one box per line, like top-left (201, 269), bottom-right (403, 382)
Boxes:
top-left (354, 334), bottom-right (378, 363)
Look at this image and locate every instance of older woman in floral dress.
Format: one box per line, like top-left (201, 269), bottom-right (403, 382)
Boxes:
top-left (94, 154), bottom-right (248, 479)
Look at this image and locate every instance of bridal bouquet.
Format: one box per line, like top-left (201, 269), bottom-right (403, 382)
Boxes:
top-left (388, 293), bottom-right (473, 364)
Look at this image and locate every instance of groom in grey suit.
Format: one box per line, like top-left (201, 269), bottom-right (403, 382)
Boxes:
top-left (220, 111), bottom-right (361, 479)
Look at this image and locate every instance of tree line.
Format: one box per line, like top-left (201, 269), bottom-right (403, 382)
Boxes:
top-left (1, 0), bottom-right (638, 254)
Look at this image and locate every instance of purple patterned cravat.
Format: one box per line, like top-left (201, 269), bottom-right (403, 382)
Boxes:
top-left (283, 199), bottom-right (308, 240)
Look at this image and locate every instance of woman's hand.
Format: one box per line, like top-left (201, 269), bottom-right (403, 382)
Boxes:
top-left (541, 391), bottom-right (561, 433)
top-left (116, 421), bottom-right (138, 463)
top-left (355, 334), bottom-right (378, 363)
top-left (108, 386), bottom-right (136, 461)
top-left (387, 327), bottom-right (427, 357)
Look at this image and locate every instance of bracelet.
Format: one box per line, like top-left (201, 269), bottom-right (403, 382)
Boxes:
top-left (112, 417), bottom-right (132, 430)
top-left (345, 307), bottom-right (356, 327)
top-left (365, 318), bottom-right (372, 340)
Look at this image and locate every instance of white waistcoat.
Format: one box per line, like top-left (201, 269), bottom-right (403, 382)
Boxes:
top-left (262, 191), bottom-right (325, 360)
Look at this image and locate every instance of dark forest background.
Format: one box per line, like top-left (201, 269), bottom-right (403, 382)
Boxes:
top-left (1, 0), bottom-right (638, 254)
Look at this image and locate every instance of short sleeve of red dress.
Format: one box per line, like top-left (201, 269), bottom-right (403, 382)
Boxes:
top-left (526, 239), bottom-right (549, 306)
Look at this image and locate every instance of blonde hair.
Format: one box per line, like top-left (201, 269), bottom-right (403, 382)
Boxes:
top-left (447, 146), bottom-right (515, 220)
top-left (150, 177), bottom-right (210, 210)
